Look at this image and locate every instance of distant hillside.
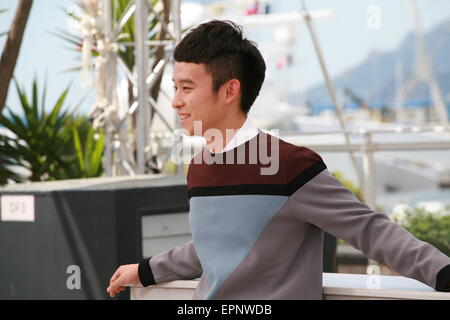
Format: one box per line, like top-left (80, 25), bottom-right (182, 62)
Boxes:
top-left (291, 18), bottom-right (450, 109)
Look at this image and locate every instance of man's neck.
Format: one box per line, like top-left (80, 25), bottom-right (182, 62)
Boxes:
top-left (206, 114), bottom-right (247, 154)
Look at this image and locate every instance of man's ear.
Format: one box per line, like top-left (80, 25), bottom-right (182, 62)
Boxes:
top-left (225, 79), bottom-right (241, 105)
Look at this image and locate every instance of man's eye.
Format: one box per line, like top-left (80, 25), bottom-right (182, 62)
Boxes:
top-left (183, 87), bottom-right (192, 90)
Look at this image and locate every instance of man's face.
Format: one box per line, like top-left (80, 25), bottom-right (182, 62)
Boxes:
top-left (172, 62), bottom-right (224, 136)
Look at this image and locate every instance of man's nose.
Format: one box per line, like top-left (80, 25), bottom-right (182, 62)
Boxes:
top-left (171, 92), bottom-right (184, 109)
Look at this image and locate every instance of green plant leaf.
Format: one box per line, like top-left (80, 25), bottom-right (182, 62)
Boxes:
top-left (46, 87), bottom-right (69, 128)
top-left (89, 130), bottom-right (104, 176)
top-left (2, 109), bottom-right (27, 140)
top-left (72, 126), bottom-right (85, 172)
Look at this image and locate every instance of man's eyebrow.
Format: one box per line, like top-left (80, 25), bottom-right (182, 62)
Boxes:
top-left (172, 78), bottom-right (196, 85)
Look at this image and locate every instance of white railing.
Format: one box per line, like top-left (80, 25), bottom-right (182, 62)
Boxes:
top-left (129, 273), bottom-right (450, 300)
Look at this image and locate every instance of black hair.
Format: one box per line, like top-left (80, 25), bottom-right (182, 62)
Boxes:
top-left (173, 20), bottom-right (266, 115)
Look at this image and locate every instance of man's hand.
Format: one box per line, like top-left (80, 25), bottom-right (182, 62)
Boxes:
top-left (107, 264), bottom-right (140, 298)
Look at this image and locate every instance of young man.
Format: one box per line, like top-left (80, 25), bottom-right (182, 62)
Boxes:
top-left (107, 20), bottom-right (450, 299)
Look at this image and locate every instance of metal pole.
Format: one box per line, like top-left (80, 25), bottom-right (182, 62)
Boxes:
top-left (362, 132), bottom-right (376, 210)
top-left (362, 131), bottom-right (379, 268)
top-left (395, 60), bottom-right (405, 123)
top-left (103, 0), bottom-right (113, 176)
top-left (135, 0), bottom-right (150, 174)
top-left (106, 0), bottom-right (130, 176)
top-left (407, 0), bottom-right (448, 125)
top-left (172, 0), bottom-right (181, 42)
top-left (172, 0), bottom-right (184, 176)
top-left (300, 0), bottom-right (364, 188)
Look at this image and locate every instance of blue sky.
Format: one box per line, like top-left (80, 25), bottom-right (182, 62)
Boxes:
top-left (1, 0), bottom-right (450, 115)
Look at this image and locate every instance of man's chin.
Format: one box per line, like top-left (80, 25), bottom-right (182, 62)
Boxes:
top-left (179, 121), bottom-right (203, 137)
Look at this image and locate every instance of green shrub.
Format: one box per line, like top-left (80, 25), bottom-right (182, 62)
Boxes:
top-left (393, 207), bottom-right (450, 257)
top-left (0, 79), bottom-right (103, 184)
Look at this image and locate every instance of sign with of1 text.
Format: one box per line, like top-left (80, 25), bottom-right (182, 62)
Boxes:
top-left (1, 195), bottom-right (35, 222)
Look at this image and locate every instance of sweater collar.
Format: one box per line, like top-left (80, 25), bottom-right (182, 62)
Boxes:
top-left (208, 117), bottom-right (259, 154)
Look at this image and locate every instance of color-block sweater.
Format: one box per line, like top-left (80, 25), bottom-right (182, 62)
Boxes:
top-left (138, 130), bottom-right (450, 299)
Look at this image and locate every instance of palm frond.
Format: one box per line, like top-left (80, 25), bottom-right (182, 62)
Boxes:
top-left (0, 78), bottom-right (104, 183)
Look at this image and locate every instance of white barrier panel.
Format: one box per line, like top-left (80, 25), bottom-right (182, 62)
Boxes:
top-left (130, 273), bottom-right (450, 300)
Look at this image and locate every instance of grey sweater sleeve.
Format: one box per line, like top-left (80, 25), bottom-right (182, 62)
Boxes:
top-left (288, 168), bottom-right (450, 291)
top-left (138, 240), bottom-right (203, 286)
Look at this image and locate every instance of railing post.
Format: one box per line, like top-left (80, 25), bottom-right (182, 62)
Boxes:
top-left (362, 131), bottom-right (379, 267)
top-left (362, 132), bottom-right (376, 210)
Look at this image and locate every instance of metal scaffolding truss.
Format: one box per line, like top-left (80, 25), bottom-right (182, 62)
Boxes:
top-left (84, 0), bottom-right (181, 177)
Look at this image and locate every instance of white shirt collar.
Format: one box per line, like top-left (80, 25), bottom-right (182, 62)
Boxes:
top-left (208, 117), bottom-right (259, 154)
